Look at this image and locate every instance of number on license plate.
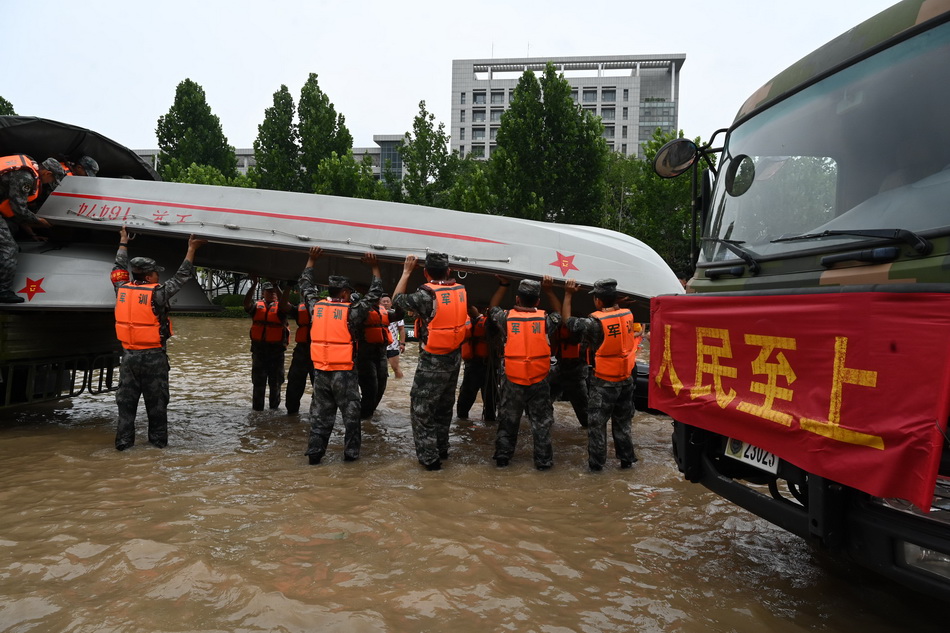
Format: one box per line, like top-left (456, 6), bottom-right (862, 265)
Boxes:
top-left (725, 438), bottom-right (779, 474)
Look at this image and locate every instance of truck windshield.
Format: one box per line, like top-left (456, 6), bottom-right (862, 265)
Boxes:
top-left (703, 20), bottom-right (950, 263)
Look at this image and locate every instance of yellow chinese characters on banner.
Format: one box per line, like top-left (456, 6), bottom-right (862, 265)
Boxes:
top-left (649, 291), bottom-right (950, 511)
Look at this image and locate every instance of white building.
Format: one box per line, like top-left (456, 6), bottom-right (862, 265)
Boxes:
top-left (450, 54), bottom-right (685, 159)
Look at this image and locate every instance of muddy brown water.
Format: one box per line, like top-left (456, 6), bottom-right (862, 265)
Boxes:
top-left (0, 316), bottom-right (944, 632)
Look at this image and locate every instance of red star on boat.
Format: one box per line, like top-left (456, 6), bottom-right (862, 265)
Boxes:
top-left (549, 252), bottom-right (580, 277)
top-left (18, 277), bottom-right (45, 301)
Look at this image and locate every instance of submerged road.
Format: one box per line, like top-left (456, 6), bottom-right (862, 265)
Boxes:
top-left (0, 317), bottom-right (943, 632)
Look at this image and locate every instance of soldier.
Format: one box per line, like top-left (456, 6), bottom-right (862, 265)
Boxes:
top-left (456, 305), bottom-right (496, 421)
top-left (542, 280), bottom-right (589, 428)
top-left (285, 290), bottom-right (314, 416)
top-left (563, 278), bottom-right (638, 471)
top-left (488, 277), bottom-right (561, 470)
top-left (393, 252), bottom-right (469, 470)
top-left (382, 294), bottom-right (406, 379)
top-left (111, 225), bottom-right (206, 450)
top-left (0, 155), bottom-right (55, 302)
top-left (299, 247), bottom-right (383, 464)
top-left (357, 290), bottom-right (402, 419)
top-left (244, 278), bottom-right (290, 411)
top-left (70, 155), bottom-right (99, 177)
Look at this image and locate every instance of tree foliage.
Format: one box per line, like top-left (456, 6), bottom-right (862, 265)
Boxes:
top-left (166, 162), bottom-right (254, 188)
top-left (490, 63), bottom-right (609, 226)
top-left (298, 74), bottom-right (353, 191)
top-left (312, 151), bottom-right (389, 200)
top-left (0, 96), bottom-right (15, 116)
top-left (156, 79), bottom-right (238, 180)
top-left (442, 157), bottom-right (494, 214)
top-left (250, 85), bottom-right (301, 192)
top-left (399, 101), bottom-right (454, 206)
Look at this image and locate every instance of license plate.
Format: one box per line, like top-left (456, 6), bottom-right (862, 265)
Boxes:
top-left (724, 438), bottom-right (779, 474)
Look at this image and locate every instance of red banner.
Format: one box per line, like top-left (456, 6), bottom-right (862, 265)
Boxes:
top-left (650, 291), bottom-right (950, 511)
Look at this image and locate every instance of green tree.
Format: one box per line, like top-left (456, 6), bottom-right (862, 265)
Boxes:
top-left (0, 96), bottom-right (15, 116)
top-left (166, 162), bottom-right (255, 188)
top-left (443, 157), bottom-right (495, 214)
top-left (156, 79), bottom-right (238, 180)
top-left (250, 85), bottom-right (301, 192)
top-left (490, 63), bottom-right (609, 226)
top-left (399, 100), bottom-right (454, 207)
top-left (312, 151), bottom-right (389, 200)
top-left (298, 73), bottom-right (353, 192)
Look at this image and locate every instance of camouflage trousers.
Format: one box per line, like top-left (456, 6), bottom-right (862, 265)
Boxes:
top-left (456, 357), bottom-right (496, 421)
top-left (306, 368), bottom-right (362, 462)
top-left (115, 348), bottom-right (170, 450)
top-left (285, 343), bottom-right (314, 415)
top-left (0, 219), bottom-right (18, 291)
top-left (587, 375), bottom-right (637, 470)
top-left (357, 344), bottom-right (388, 419)
top-left (409, 350), bottom-right (461, 467)
top-left (493, 375), bottom-right (554, 469)
top-left (250, 342), bottom-right (285, 411)
top-left (549, 359), bottom-right (589, 427)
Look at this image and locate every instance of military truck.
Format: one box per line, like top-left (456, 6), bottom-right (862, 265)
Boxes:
top-left (650, 0), bottom-right (950, 600)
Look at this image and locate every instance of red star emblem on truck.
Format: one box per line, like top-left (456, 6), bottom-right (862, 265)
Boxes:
top-left (549, 251), bottom-right (579, 277)
top-left (18, 277), bottom-right (45, 301)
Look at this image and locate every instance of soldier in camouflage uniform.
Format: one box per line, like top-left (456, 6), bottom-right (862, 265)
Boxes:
top-left (563, 278), bottom-right (638, 471)
top-left (299, 247), bottom-right (383, 464)
top-left (542, 279), bottom-right (589, 428)
top-left (0, 156), bottom-right (56, 302)
top-left (111, 225), bottom-right (206, 450)
top-left (487, 277), bottom-right (561, 470)
top-left (244, 279), bottom-right (290, 410)
top-left (393, 252), bottom-right (469, 470)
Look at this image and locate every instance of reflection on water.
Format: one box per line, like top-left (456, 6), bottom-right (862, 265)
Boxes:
top-left (0, 317), bottom-right (944, 632)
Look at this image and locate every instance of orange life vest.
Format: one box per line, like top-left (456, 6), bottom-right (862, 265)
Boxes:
top-left (114, 283), bottom-right (168, 350)
top-left (0, 155), bottom-right (40, 218)
top-left (59, 161), bottom-right (76, 177)
top-left (420, 282), bottom-right (469, 354)
top-left (249, 300), bottom-right (287, 344)
top-left (592, 308), bottom-right (637, 382)
top-left (294, 302), bottom-right (311, 344)
top-left (503, 310), bottom-right (551, 386)
top-left (364, 307), bottom-right (393, 345)
top-left (462, 313), bottom-right (489, 360)
top-left (310, 299), bottom-right (354, 371)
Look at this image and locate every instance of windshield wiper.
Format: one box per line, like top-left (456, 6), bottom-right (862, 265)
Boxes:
top-left (701, 238), bottom-right (761, 274)
top-left (772, 228), bottom-right (932, 255)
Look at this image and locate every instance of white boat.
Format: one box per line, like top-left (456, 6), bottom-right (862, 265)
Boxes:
top-left (39, 176), bottom-right (683, 319)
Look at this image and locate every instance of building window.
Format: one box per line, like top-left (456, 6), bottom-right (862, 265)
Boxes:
top-left (490, 127), bottom-right (498, 141)
top-left (471, 145), bottom-right (485, 158)
top-left (621, 144), bottom-right (627, 154)
top-left (602, 89), bottom-right (616, 102)
top-left (473, 91), bottom-right (486, 104)
top-left (601, 107), bottom-right (615, 121)
top-left (472, 110), bottom-right (486, 123)
top-left (459, 128), bottom-right (465, 140)
top-left (491, 91), bottom-right (505, 104)
top-left (460, 92), bottom-right (466, 104)
top-left (571, 89), bottom-right (578, 102)
top-left (623, 88), bottom-right (629, 101)
top-left (603, 126), bottom-right (615, 139)
top-left (622, 107), bottom-right (628, 120)
top-left (490, 109), bottom-right (503, 123)
top-left (460, 110), bottom-right (466, 123)
top-left (460, 145), bottom-right (465, 156)
top-left (509, 92), bottom-right (515, 104)
top-left (472, 128), bottom-right (486, 141)
top-left (622, 126), bottom-right (627, 139)
top-left (583, 89), bottom-right (597, 103)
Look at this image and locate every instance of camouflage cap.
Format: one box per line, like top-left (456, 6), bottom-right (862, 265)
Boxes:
top-left (40, 158), bottom-right (66, 184)
top-left (129, 257), bottom-right (164, 274)
top-left (328, 275), bottom-right (355, 290)
top-left (425, 252), bottom-right (449, 269)
top-left (589, 278), bottom-right (618, 295)
top-left (78, 155), bottom-right (99, 176)
top-left (517, 279), bottom-right (541, 298)
top-left (260, 282), bottom-right (275, 292)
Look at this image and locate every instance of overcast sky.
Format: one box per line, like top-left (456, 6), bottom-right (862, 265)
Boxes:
top-left (6, 0), bottom-right (898, 151)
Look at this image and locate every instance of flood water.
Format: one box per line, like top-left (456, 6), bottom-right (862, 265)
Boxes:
top-left (0, 316), bottom-right (945, 632)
